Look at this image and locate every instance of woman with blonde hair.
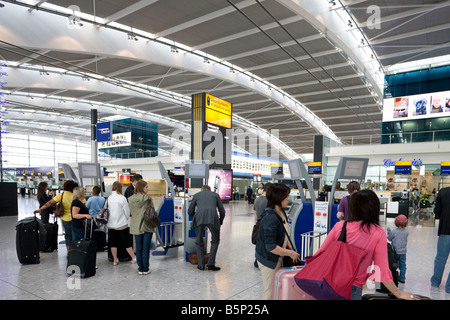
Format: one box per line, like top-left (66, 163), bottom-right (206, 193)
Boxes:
top-left (107, 181), bottom-right (136, 265)
top-left (129, 180), bottom-right (157, 275)
top-left (71, 186), bottom-right (92, 241)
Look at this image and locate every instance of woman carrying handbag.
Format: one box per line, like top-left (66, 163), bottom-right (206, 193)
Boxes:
top-left (295, 189), bottom-right (419, 300)
top-left (128, 180), bottom-right (157, 275)
top-left (255, 183), bottom-right (300, 300)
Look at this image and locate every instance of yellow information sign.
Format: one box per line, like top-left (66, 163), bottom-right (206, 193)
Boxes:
top-left (205, 93), bottom-right (232, 128)
top-left (441, 161), bottom-right (450, 166)
top-left (395, 161), bottom-right (412, 166)
top-left (307, 162), bottom-right (322, 167)
top-left (270, 163), bottom-right (283, 167)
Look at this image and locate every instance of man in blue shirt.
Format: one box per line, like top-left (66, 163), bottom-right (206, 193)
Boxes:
top-left (86, 186), bottom-right (106, 216)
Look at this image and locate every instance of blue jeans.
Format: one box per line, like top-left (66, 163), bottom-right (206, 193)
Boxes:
top-left (397, 254), bottom-right (407, 282)
top-left (135, 232), bottom-right (153, 272)
top-left (351, 286), bottom-right (362, 300)
top-left (61, 219), bottom-right (72, 246)
top-left (72, 226), bottom-right (85, 241)
top-left (431, 235), bottom-right (450, 292)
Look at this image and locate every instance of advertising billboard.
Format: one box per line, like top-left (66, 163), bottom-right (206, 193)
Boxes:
top-left (208, 168), bottom-right (232, 201)
top-left (383, 90), bottom-right (450, 122)
top-left (98, 132), bottom-right (131, 149)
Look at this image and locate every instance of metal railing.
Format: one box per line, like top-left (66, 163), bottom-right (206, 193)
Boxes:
top-left (336, 129), bottom-right (450, 147)
top-left (98, 151), bottom-right (158, 160)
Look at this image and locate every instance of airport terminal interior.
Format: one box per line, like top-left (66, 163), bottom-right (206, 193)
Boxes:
top-left (1, 1), bottom-right (450, 301)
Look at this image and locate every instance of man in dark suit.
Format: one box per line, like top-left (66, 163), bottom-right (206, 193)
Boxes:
top-left (188, 185), bottom-right (225, 271)
top-left (125, 174), bottom-right (143, 199)
top-left (431, 186), bottom-right (450, 293)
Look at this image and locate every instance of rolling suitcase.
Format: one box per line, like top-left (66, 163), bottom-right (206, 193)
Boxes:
top-left (40, 216), bottom-right (58, 252)
top-left (272, 266), bottom-right (315, 300)
top-left (16, 216), bottom-right (41, 264)
top-left (67, 219), bottom-right (97, 278)
top-left (378, 243), bottom-right (399, 293)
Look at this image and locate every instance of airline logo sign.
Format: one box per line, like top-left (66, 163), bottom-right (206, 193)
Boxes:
top-left (97, 122), bottom-right (111, 142)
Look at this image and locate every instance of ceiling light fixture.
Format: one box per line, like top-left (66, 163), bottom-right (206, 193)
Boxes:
top-left (127, 33), bottom-right (138, 41)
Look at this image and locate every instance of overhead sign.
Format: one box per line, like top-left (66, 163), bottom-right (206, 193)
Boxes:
top-left (205, 93), bottom-right (232, 129)
top-left (96, 122), bottom-right (112, 142)
top-left (395, 160), bottom-right (412, 175)
top-left (191, 92), bottom-right (232, 169)
top-left (441, 161), bottom-right (450, 175)
top-left (307, 162), bottom-right (322, 175)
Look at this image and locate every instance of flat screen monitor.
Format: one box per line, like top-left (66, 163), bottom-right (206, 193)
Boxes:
top-left (307, 162), bottom-right (322, 175)
top-left (338, 157), bottom-right (369, 180)
top-left (185, 162), bottom-right (209, 179)
top-left (287, 200), bottom-right (302, 217)
top-left (395, 165), bottom-right (412, 175)
top-left (288, 162), bottom-right (301, 179)
top-left (440, 166), bottom-right (450, 175)
top-left (78, 163), bottom-right (100, 178)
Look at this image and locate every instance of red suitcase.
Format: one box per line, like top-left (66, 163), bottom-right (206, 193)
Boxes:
top-left (272, 266), bottom-right (316, 300)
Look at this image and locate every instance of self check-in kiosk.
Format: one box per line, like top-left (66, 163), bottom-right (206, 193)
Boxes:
top-left (183, 160), bottom-right (210, 262)
top-left (77, 162), bottom-right (104, 197)
top-left (287, 158), bottom-right (316, 251)
top-left (152, 161), bottom-right (184, 257)
top-left (327, 157), bottom-right (369, 232)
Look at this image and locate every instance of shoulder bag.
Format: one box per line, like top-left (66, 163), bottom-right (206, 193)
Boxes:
top-left (293, 221), bottom-right (367, 300)
top-left (280, 210), bottom-right (302, 267)
top-left (96, 198), bottom-right (109, 224)
top-left (144, 198), bottom-right (161, 228)
top-left (54, 192), bottom-right (64, 218)
top-left (251, 218), bottom-right (261, 245)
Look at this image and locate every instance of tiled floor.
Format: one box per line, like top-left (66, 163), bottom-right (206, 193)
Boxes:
top-left (1, 195), bottom-right (449, 300)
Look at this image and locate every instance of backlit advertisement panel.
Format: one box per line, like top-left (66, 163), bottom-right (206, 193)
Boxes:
top-left (383, 90), bottom-right (450, 122)
top-left (208, 168), bottom-right (232, 201)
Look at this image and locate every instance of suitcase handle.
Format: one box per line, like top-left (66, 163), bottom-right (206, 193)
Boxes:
top-left (84, 218), bottom-right (94, 240)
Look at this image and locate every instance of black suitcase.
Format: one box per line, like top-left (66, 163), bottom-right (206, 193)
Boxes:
top-left (398, 199), bottom-right (409, 218)
top-left (16, 216), bottom-right (40, 264)
top-left (67, 220), bottom-right (97, 278)
top-left (377, 243), bottom-right (399, 293)
top-left (40, 217), bottom-right (58, 252)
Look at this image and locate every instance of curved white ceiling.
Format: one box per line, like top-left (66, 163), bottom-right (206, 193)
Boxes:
top-left (1, 0), bottom-right (447, 159)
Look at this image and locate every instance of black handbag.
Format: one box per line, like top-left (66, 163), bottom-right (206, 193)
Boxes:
top-left (281, 209), bottom-right (302, 267)
top-left (144, 198), bottom-right (161, 228)
top-left (251, 219), bottom-right (261, 245)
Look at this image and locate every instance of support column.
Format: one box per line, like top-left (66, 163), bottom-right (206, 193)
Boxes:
top-left (91, 109), bottom-right (98, 163)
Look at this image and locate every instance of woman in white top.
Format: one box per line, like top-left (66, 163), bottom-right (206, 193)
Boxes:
top-left (107, 181), bottom-right (136, 265)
